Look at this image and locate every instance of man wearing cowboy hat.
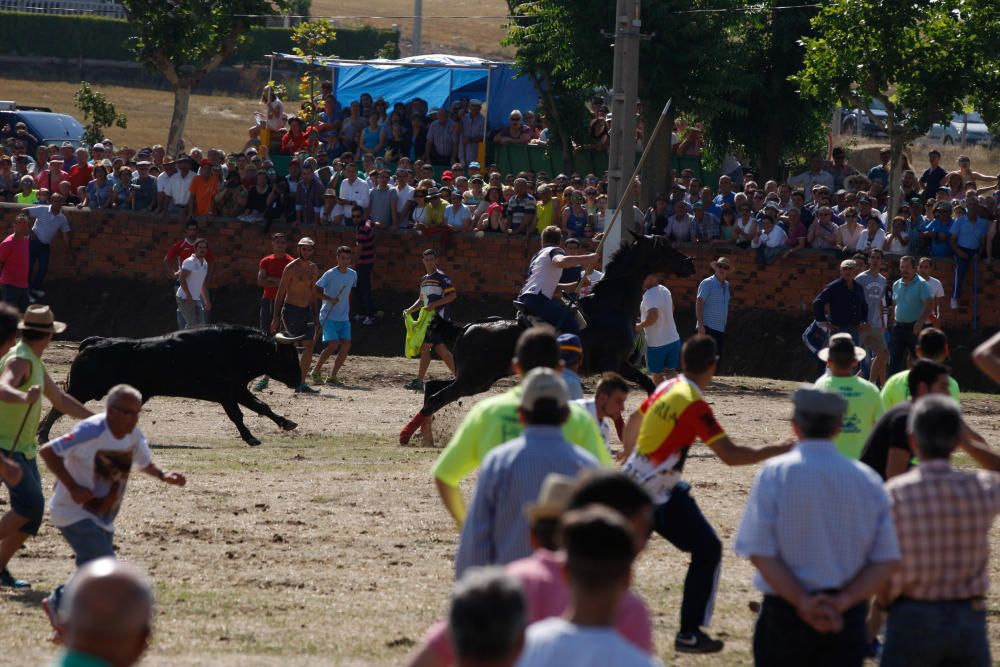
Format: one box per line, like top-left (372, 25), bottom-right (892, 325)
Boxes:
top-left (814, 332), bottom-right (884, 459)
top-left (0, 305), bottom-right (93, 588)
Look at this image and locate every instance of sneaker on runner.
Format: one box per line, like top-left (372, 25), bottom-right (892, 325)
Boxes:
top-left (404, 378), bottom-right (424, 391)
top-left (310, 368), bottom-right (323, 384)
top-left (0, 567), bottom-right (30, 588)
top-left (253, 377), bottom-right (269, 391)
top-left (295, 383), bottom-right (319, 394)
top-left (325, 376), bottom-right (343, 386)
top-left (674, 630), bottom-right (724, 654)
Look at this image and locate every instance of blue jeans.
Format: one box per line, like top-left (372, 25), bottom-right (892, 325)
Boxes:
top-left (517, 292), bottom-right (580, 335)
top-left (952, 251), bottom-right (978, 300)
top-left (653, 484), bottom-right (722, 633)
top-left (881, 598), bottom-right (990, 667)
top-left (28, 238), bottom-right (50, 291)
top-left (58, 519), bottom-right (115, 567)
top-left (176, 297), bottom-right (205, 329)
top-left (3, 452), bottom-right (43, 535)
top-left (754, 595), bottom-right (867, 667)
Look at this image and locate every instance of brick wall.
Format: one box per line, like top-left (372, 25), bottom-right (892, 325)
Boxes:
top-left (3, 204), bottom-right (998, 329)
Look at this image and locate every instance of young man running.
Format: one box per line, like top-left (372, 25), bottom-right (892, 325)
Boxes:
top-left (312, 246), bottom-right (357, 386)
top-left (271, 237), bottom-right (320, 394)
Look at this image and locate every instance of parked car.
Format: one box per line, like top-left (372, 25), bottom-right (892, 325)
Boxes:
top-left (0, 101), bottom-right (85, 148)
top-left (925, 111), bottom-right (996, 147)
top-left (840, 99), bottom-right (889, 137)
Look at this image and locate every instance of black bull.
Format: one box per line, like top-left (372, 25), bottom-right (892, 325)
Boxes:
top-left (38, 326), bottom-right (303, 446)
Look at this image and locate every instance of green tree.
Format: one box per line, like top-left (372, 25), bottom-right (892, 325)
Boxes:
top-left (795, 0), bottom-right (1000, 215)
top-left (73, 82), bottom-right (128, 147)
top-left (290, 19), bottom-right (337, 125)
top-left (121, 0), bottom-right (292, 155)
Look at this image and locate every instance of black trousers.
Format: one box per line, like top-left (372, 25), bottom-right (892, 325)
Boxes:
top-left (705, 326), bottom-right (726, 359)
top-left (889, 322), bottom-right (918, 375)
top-left (754, 594), bottom-right (867, 667)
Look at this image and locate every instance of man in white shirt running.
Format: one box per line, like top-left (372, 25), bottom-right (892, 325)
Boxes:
top-left (517, 226), bottom-right (598, 336)
top-left (636, 273), bottom-right (680, 384)
top-left (516, 506), bottom-right (663, 667)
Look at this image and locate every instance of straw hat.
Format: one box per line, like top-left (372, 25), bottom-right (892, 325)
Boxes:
top-left (18, 305), bottom-right (66, 334)
top-left (524, 473), bottom-right (575, 523)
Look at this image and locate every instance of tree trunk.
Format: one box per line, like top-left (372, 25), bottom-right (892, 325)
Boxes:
top-left (887, 129), bottom-right (905, 223)
top-left (639, 110), bottom-right (672, 209)
top-left (758, 115), bottom-right (785, 182)
top-left (167, 84), bottom-right (192, 157)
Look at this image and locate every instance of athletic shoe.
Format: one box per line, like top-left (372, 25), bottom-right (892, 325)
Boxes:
top-left (28, 294), bottom-right (36, 304)
top-left (404, 378), bottom-right (424, 391)
top-left (31, 289), bottom-right (45, 298)
top-left (950, 297), bottom-right (959, 309)
top-left (362, 316), bottom-right (375, 326)
top-left (864, 637), bottom-right (882, 659)
top-left (253, 377), bottom-right (269, 391)
top-left (353, 314), bottom-right (364, 322)
top-left (674, 630), bottom-right (724, 654)
top-left (295, 383), bottom-right (319, 394)
top-left (310, 368), bottom-right (323, 384)
top-left (0, 567), bottom-right (30, 588)
top-left (325, 376), bottom-right (343, 386)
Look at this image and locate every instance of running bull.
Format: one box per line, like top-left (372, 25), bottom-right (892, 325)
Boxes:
top-left (38, 325), bottom-right (303, 446)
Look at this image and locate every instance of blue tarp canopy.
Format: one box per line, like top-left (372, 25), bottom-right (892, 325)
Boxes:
top-left (272, 53), bottom-right (538, 131)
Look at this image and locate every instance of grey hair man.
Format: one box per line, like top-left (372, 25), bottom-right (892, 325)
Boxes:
top-left (449, 567), bottom-right (527, 667)
top-left (54, 557), bottom-right (154, 667)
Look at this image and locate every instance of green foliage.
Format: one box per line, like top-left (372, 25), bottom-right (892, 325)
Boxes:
top-left (0, 12), bottom-right (398, 64)
top-left (73, 81), bottom-right (128, 146)
top-left (291, 19), bottom-right (337, 121)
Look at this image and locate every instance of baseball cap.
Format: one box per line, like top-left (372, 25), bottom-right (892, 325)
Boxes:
top-left (91, 143), bottom-right (105, 151)
top-left (297, 237), bottom-right (316, 247)
top-left (557, 333), bottom-right (583, 365)
top-left (792, 386), bottom-right (848, 418)
top-left (469, 99), bottom-right (483, 107)
top-left (468, 161), bottom-right (481, 169)
top-left (692, 200), bottom-right (704, 209)
top-left (441, 170), bottom-right (454, 180)
top-left (520, 368), bottom-right (569, 412)
top-left (840, 259), bottom-right (857, 269)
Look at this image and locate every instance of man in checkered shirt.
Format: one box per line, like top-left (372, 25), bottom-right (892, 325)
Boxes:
top-left (878, 395), bottom-right (1000, 667)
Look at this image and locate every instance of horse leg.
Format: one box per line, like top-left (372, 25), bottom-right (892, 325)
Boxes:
top-left (400, 376), bottom-right (485, 445)
top-left (219, 398), bottom-right (260, 447)
top-left (235, 387), bottom-right (297, 431)
top-left (617, 361), bottom-right (657, 395)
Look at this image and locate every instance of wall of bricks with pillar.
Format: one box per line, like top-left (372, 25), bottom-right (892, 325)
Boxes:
top-left (2, 205), bottom-right (998, 330)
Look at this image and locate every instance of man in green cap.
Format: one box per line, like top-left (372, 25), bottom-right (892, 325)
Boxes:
top-left (0, 304), bottom-right (92, 588)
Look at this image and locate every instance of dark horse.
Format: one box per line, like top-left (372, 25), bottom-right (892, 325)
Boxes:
top-left (399, 233), bottom-right (696, 443)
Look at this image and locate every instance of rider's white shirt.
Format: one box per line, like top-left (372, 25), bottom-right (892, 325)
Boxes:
top-left (520, 246), bottom-right (566, 298)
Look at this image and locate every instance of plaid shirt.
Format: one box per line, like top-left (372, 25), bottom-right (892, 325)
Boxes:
top-left (886, 460), bottom-right (1000, 602)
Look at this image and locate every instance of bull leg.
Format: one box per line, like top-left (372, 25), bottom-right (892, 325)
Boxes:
top-left (617, 361), bottom-right (656, 395)
top-left (236, 388), bottom-right (297, 431)
top-left (399, 375), bottom-right (498, 445)
top-left (220, 399), bottom-right (261, 447)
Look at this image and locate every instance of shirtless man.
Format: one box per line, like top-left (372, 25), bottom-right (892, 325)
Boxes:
top-left (271, 237), bottom-right (320, 394)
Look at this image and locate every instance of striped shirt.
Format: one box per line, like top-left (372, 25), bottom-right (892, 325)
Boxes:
top-left (696, 275), bottom-right (730, 332)
top-left (454, 426), bottom-right (599, 578)
top-left (355, 219), bottom-right (375, 265)
top-left (734, 439), bottom-right (900, 594)
top-left (886, 460), bottom-right (1000, 602)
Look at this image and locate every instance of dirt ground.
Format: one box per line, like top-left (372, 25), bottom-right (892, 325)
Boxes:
top-left (2, 345), bottom-right (1000, 666)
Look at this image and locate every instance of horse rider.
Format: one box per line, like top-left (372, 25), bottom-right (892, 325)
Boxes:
top-left (516, 226), bottom-right (599, 335)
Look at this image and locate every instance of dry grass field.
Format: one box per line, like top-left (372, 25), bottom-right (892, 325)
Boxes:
top-left (1, 347), bottom-right (999, 666)
top-left (310, 0), bottom-right (512, 59)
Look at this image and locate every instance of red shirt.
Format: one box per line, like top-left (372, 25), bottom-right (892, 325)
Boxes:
top-left (68, 163), bottom-right (93, 191)
top-left (259, 253), bottom-right (293, 299)
top-left (0, 234), bottom-right (29, 288)
top-left (281, 129), bottom-right (311, 154)
top-left (37, 170), bottom-right (69, 192)
top-left (167, 238), bottom-right (214, 270)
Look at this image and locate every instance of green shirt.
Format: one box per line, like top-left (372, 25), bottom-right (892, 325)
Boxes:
top-left (432, 386), bottom-right (611, 486)
top-left (0, 341), bottom-right (45, 458)
top-left (814, 374), bottom-right (884, 459)
top-left (52, 650), bottom-right (111, 667)
top-left (881, 370), bottom-right (961, 410)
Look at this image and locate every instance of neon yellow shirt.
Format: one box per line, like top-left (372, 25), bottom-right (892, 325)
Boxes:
top-left (0, 342), bottom-right (45, 458)
top-left (881, 371), bottom-right (960, 410)
top-left (432, 386), bottom-right (611, 486)
top-left (535, 199), bottom-right (554, 235)
top-left (814, 374), bottom-right (884, 459)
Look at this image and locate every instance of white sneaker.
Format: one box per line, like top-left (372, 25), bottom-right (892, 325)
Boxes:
top-left (950, 298), bottom-right (959, 309)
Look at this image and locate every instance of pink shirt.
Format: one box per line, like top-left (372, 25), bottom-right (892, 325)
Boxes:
top-left (422, 550), bottom-right (653, 662)
top-left (0, 234), bottom-right (29, 288)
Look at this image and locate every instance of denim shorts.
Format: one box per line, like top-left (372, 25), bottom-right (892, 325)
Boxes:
top-left (647, 340), bottom-right (681, 373)
top-left (323, 319), bottom-right (351, 342)
top-left (4, 452), bottom-right (44, 535)
top-left (58, 519), bottom-right (115, 567)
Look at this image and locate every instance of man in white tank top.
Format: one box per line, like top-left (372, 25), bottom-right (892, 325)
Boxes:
top-left (517, 226), bottom-right (599, 335)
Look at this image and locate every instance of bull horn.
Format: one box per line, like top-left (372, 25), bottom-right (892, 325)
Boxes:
top-left (274, 333), bottom-right (306, 344)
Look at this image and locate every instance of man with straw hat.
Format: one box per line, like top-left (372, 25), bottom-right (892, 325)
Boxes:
top-left (814, 332), bottom-right (884, 459)
top-left (0, 305), bottom-right (93, 588)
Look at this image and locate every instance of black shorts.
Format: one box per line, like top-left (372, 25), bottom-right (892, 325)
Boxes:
top-left (281, 304), bottom-right (315, 339)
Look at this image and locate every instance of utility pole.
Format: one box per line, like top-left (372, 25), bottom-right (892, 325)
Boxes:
top-left (412, 0), bottom-right (423, 56)
top-left (603, 0), bottom-right (641, 266)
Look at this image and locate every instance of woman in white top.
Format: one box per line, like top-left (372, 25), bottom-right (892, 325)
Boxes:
top-left (411, 187), bottom-right (429, 226)
top-left (443, 189), bottom-right (473, 231)
top-left (883, 215), bottom-right (910, 255)
top-left (836, 206), bottom-right (864, 251)
top-left (734, 204), bottom-right (757, 248)
top-left (856, 213), bottom-right (886, 252)
top-left (256, 85), bottom-right (284, 158)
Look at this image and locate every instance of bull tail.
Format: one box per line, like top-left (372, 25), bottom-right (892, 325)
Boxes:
top-left (79, 336), bottom-right (104, 351)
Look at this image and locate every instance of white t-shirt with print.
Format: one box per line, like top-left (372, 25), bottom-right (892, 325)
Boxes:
top-left (516, 618), bottom-right (661, 667)
top-left (48, 414), bottom-right (152, 532)
top-left (640, 284), bottom-right (679, 348)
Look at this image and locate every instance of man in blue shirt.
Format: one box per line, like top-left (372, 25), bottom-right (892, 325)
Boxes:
top-left (312, 245), bottom-right (357, 386)
top-left (867, 148), bottom-right (892, 189)
top-left (949, 204), bottom-right (990, 308)
top-left (923, 201), bottom-right (954, 258)
top-left (696, 257), bottom-right (731, 360)
top-left (712, 175), bottom-right (736, 210)
top-left (734, 386), bottom-right (899, 667)
top-left (889, 256), bottom-right (933, 375)
top-left (812, 259), bottom-right (868, 342)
